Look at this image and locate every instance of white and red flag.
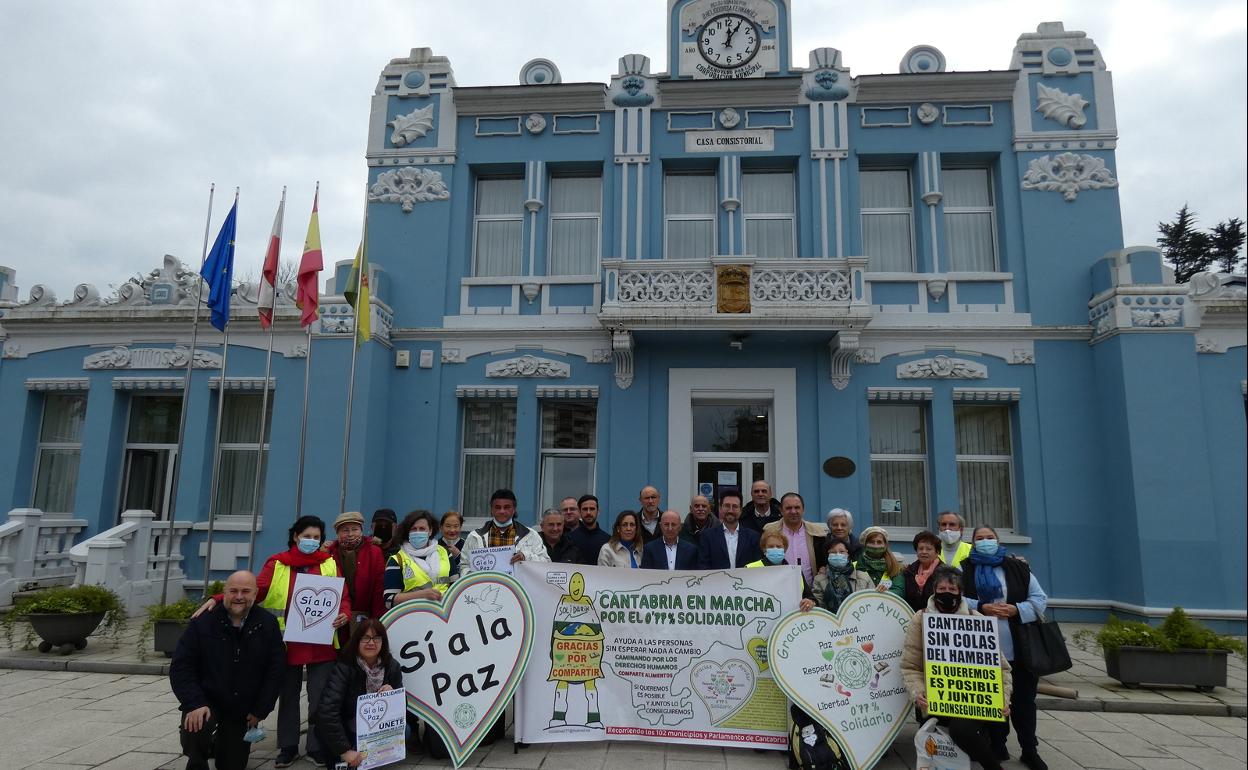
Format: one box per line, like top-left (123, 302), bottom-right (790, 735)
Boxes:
top-left (257, 190), bottom-right (285, 329)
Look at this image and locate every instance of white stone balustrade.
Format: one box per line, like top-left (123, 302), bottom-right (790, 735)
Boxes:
top-left (0, 508), bottom-right (88, 607)
top-left (69, 509), bottom-right (192, 614)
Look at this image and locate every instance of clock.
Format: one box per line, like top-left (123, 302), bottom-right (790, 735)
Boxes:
top-left (697, 13), bottom-right (760, 70)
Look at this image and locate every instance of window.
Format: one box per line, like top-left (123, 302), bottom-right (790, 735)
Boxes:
top-left (460, 401), bottom-right (516, 518)
top-left (664, 172), bottom-right (716, 258)
top-left (213, 393), bottom-right (273, 517)
top-left (538, 401), bottom-right (597, 512)
top-left (860, 169), bottom-right (914, 271)
top-left (32, 394), bottom-right (87, 513)
top-left (869, 404), bottom-right (928, 528)
top-left (955, 405), bottom-right (1014, 529)
top-left (473, 177), bottom-right (524, 276)
top-left (692, 403), bottom-right (770, 453)
top-left (743, 170), bottom-right (795, 258)
top-left (120, 395), bottom-right (183, 519)
top-left (943, 167), bottom-right (997, 271)
top-left (548, 176), bottom-right (601, 276)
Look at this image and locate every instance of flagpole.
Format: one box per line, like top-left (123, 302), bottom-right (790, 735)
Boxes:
top-left (338, 205), bottom-right (367, 515)
top-left (202, 324), bottom-right (231, 583)
top-left (159, 183), bottom-right (215, 605)
top-left (295, 324), bottom-right (313, 518)
top-left (294, 181), bottom-right (322, 519)
top-left (248, 185), bottom-right (285, 565)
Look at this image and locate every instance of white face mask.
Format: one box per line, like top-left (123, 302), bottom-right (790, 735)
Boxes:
top-left (938, 529), bottom-right (962, 545)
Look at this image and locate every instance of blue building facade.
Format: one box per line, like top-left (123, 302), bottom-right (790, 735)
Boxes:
top-left (1, 1), bottom-right (1244, 624)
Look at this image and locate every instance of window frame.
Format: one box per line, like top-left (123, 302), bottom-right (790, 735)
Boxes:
top-left (742, 169), bottom-right (796, 259)
top-left (458, 399), bottom-right (518, 517)
top-left (546, 174), bottom-right (603, 277)
top-left (859, 167), bottom-right (916, 272)
top-left (953, 403), bottom-right (1016, 531)
top-left (942, 165), bottom-right (999, 272)
top-left (471, 176), bottom-right (526, 277)
top-left (537, 400), bottom-right (598, 513)
top-left (212, 392), bottom-right (274, 519)
top-left (30, 392), bottom-right (88, 515)
top-left (867, 403), bottom-right (930, 529)
top-left (663, 171), bottom-right (718, 259)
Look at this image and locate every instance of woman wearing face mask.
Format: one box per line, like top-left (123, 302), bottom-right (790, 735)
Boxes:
top-left (597, 510), bottom-right (645, 568)
top-left (960, 526), bottom-right (1049, 770)
top-left (746, 531), bottom-right (815, 611)
top-left (902, 530), bottom-right (942, 611)
top-left (901, 565), bottom-right (1013, 770)
top-left (384, 510), bottom-right (451, 609)
top-left (812, 538), bottom-right (874, 613)
top-left (325, 512), bottom-right (386, 632)
top-left (854, 526), bottom-right (906, 601)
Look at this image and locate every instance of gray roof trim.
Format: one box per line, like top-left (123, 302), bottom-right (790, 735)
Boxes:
top-left (453, 83), bottom-right (607, 115)
top-left (853, 71), bottom-right (1019, 103)
top-left (658, 76), bottom-right (802, 108)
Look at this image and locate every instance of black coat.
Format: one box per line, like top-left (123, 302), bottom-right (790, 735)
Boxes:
top-left (315, 657), bottom-right (405, 759)
top-left (902, 561), bottom-right (938, 612)
top-left (697, 523), bottom-right (761, 569)
top-left (569, 524), bottom-right (611, 566)
top-left (640, 538), bottom-right (699, 570)
top-left (543, 534), bottom-right (582, 564)
top-left (740, 498), bottom-right (782, 533)
top-left (169, 604), bottom-right (285, 719)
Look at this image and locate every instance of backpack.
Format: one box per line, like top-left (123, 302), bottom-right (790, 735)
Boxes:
top-left (788, 705), bottom-right (851, 770)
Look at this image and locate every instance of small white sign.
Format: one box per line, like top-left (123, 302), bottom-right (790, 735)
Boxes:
top-left (717, 470), bottom-right (738, 487)
top-left (698, 482), bottom-right (715, 498)
top-left (356, 687), bottom-right (407, 768)
top-left (880, 498), bottom-right (902, 516)
top-left (468, 545), bottom-right (515, 575)
top-left (685, 129), bottom-right (774, 153)
top-left (283, 573), bottom-right (344, 645)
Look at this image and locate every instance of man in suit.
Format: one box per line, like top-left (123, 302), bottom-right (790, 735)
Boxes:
top-left (697, 490), bottom-right (761, 569)
top-left (642, 510), bottom-right (698, 570)
top-left (762, 492), bottom-right (827, 586)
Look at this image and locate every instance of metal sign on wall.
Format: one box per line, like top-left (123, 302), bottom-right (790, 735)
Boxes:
top-left (685, 129), bottom-right (775, 153)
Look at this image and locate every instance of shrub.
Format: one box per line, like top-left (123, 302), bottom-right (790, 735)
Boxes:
top-left (1081, 608), bottom-right (1246, 657)
top-left (2, 585), bottom-right (125, 650)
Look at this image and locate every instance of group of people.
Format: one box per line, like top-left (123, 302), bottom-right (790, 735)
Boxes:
top-left (168, 482), bottom-right (1050, 770)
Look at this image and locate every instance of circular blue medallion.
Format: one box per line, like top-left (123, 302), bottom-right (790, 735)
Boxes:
top-left (404, 71), bottom-right (425, 89)
top-left (1047, 47), bottom-right (1073, 66)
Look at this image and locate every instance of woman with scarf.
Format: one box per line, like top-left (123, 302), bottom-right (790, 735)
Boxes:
top-left (960, 525), bottom-right (1050, 770)
top-left (597, 510), bottom-right (645, 568)
top-left (315, 619), bottom-right (403, 768)
top-left (746, 531), bottom-right (816, 611)
top-left (325, 512), bottom-right (386, 634)
top-left (854, 526), bottom-right (906, 601)
top-left (812, 538), bottom-right (873, 613)
top-left (384, 510), bottom-right (451, 609)
top-left (902, 530), bottom-right (942, 611)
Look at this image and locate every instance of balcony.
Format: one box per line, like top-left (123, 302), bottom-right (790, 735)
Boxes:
top-left (599, 257), bottom-right (872, 329)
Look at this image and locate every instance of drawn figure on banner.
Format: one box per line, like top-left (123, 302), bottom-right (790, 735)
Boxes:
top-left (547, 572), bottom-right (605, 728)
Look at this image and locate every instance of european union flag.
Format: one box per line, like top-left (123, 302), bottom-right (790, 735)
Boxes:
top-left (200, 202), bottom-right (238, 332)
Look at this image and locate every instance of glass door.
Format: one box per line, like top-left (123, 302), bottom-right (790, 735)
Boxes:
top-left (119, 395), bottom-right (182, 520)
top-left (690, 401), bottom-right (771, 502)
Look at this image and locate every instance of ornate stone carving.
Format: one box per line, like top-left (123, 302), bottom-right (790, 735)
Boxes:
top-left (804, 68), bottom-right (849, 101)
top-left (854, 347), bottom-right (877, 364)
top-left (897, 355), bottom-right (988, 380)
top-left (1130, 307), bottom-right (1182, 327)
top-left (389, 104), bottom-right (436, 146)
top-left (1011, 349), bottom-right (1035, 365)
top-left (718, 108), bottom-right (741, 129)
top-left (751, 268), bottom-right (851, 303)
top-left (524, 113), bottom-right (547, 134)
top-left (368, 168), bottom-right (451, 212)
top-left (612, 330), bottom-right (634, 390)
top-left (1021, 152), bottom-right (1118, 201)
top-left (286, 344), bottom-right (308, 359)
top-left (611, 75), bottom-right (655, 107)
top-left (589, 348), bottom-right (612, 364)
top-left (1189, 272), bottom-right (1247, 299)
top-left (828, 331), bottom-right (860, 390)
top-left (485, 355), bottom-right (570, 379)
top-left (141, 254), bottom-right (202, 306)
top-left (22, 285), bottom-right (56, 307)
top-left (1195, 337), bottom-right (1223, 354)
top-left (83, 345), bottom-right (222, 370)
top-left (441, 348), bottom-right (466, 364)
top-left (617, 269), bottom-right (714, 305)
top-left (114, 280), bottom-right (148, 306)
top-left (1034, 83), bottom-right (1088, 129)
top-left (926, 279), bottom-right (947, 301)
top-left (916, 102), bottom-right (939, 124)
top-left (3, 342), bottom-right (22, 359)
top-left (66, 284), bottom-right (101, 307)
top-left (716, 266), bottom-right (751, 313)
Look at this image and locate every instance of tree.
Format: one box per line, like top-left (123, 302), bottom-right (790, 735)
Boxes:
top-left (1157, 205), bottom-right (1246, 283)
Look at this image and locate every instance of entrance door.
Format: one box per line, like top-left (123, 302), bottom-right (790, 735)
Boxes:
top-left (690, 401), bottom-right (771, 502)
top-left (119, 395), bottom-right (182, 520)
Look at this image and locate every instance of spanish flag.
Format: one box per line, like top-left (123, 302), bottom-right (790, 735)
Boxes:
top-left (344, 219), bottom-right (369, 347)
top-left (296, 188), bottom-right (323, 328)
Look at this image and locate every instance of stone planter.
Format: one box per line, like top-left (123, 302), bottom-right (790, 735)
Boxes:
top-left (153, 618), bottom-right (189, 658)
top-left (1105, 645), bottom-right (1229, 692)
top-left (26, 611), bottom-right (106, 655)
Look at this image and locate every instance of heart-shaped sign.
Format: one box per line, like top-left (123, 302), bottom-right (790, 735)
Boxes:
top-left (768, 592), bottom-right (914, 770)
top-left (360, 699), bottom-right (388, 730)
top-left (690, 658), bottom-right (755, 724)
top-left (382, 572), bottom-right (534, 768)
top-left (292, 587), bottom-right (338, 630)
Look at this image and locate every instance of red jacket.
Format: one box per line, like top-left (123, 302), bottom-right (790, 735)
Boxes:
top-left (326, 540), bottom-right (386, 621)
top-left (254, 548), bottom-right (352, 666)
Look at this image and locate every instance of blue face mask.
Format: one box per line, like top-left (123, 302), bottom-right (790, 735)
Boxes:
top-left (296, 538), bottom-right (320, 555)
top-left (493, 518), bottom-right (513, 529)
top-left (764, 547), bottom-right (785, 565)
top-left (828, 553), bottom-right (850, 569)
top-left (974, 538), bottom-right (999, 555)
top-left (408, 531), bottom-right (430, 549)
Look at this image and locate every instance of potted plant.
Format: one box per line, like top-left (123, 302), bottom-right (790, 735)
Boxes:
top-left (2, 585), bottom-right (124, 655)
top-left (137, 580), bottom-right (223, 661)
top-left (1076, 607), bottom-right (1247, 692)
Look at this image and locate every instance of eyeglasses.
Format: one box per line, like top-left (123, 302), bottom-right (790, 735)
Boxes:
top-left (360, 636), bottom-right (383, 644)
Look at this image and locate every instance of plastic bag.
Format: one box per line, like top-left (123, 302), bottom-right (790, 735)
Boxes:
top-left (914, 718), bottom-right (970, 770)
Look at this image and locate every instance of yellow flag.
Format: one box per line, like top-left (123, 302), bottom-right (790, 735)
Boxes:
top-left (344, 222), bottom-right (369, 346)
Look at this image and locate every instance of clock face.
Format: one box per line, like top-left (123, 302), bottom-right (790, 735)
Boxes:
top-left (697, 13), bottom-right (760, 70)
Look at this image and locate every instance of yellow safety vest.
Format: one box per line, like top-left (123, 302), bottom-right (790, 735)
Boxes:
top-left (393, 547), bottom-right (452, 597)
top-left (939, 541), bottom-right (973, 569)
top-left (263, 559), bottom-right (341, 648)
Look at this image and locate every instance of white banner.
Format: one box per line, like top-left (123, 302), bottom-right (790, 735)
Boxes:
top-left (356, 688), bottom-right (406, 769)
top-left (467, 545), bottom-right (515, 575)
top-left (684, 129), bottom-right (774, 153)
top-left (514, 562), bottom-right (801, 749)
top-left (283, 573), bottom-right (344, 645)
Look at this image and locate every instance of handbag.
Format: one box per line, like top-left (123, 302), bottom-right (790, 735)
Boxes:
top-left (1015, 613), bottom-right (1073, 676)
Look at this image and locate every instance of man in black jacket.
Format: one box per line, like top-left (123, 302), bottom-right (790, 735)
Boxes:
top-left (539, 508), bottom-right (582, 564)
top-left (740, 480), bottom-right (781, 533)
top-left (170, 570), bottom-right (285, 770)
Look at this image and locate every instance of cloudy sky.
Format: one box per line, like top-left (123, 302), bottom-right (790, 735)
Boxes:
top-left (1, 0), bottom-right (1243, 300)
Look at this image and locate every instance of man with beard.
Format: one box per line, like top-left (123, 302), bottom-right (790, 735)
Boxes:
top-left (679, 494), bottom-right (717, 546)
top-left (697, 490), bottom-right (761, 569)
top-left (569, 494), bottom-right (610, 566)
top-left (325, 511), bottom-right (386, 626)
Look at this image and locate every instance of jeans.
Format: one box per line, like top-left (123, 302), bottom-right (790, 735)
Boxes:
top-left (277, 661), bottom-right (332, 754)
top-left (180, 713), bottom-right (249, 770)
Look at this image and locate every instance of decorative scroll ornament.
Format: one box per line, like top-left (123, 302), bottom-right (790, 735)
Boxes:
top-left (804, 68), bottom-right (849, 101)
top-left (719, 108), bottom-right (741, 129)
top-left (751, 268), bottom-right (851, 303)
top-left (1021, 152), bottom-right (1117, 201)
top-left (896, 355), bottom-right (987, 380)
top-left (368, 168), bottom-right (450, 212)
top-left (1034, 83), bottom-right (1088, 129)
top-left (66, 284), bottom-right (101, 307)
top-left (485, 355), bottom-right (570, 379)
top-left (524, 113), bottom-right (547, 134)
top-left (83, 345), bottom-right (222, 370)
top-left (611, 75), bottom-right (654, 107)
top-left (1130, 308), bottom-right (1182, 327)
top-left (612, 329), bottom-right (634, 389)
top-left (829, 331), bottom-right (860, 390)
top-left (617, 269), bottom-right (714, 305)
top-left (21, 285), bottom-right (56, 307)
top-left (388, 104), bottom-right (436, 146)
top-left (916, 102), bottom-right (939, 124)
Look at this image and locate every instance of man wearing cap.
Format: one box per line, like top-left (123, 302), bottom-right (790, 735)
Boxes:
top-left (370, 509), bottom-right (399, 556)
top-left (326, 512), bottom-right (386, 626)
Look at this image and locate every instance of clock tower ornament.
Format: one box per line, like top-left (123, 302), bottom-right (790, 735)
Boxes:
top-left (672, 0), bottom-right (787, 80)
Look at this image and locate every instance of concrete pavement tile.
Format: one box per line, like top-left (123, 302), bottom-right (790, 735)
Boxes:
top-left (1153, 715), bottom-right (1237, 736)
top-left (92, 751), bottom-right (181, 769)
top-left (1046, 738), bottom-right (1143, 769)
top-left (1050, 710), bottom-right (1125, 733)
top-left (665, 759), bottom-right (728, 770)
top-left (15, 765), bottom-right (94, 770)
top-left (43, 736), bottom-right (151, 766)
top-left (694, 753), bottom-right (778, 770)
top-left (1191, 733), bottom-right (1246, 755)
top-left (1193, 715), bottom-right (1248, 736)
top-left (1161, 746), bottom-right (1246, 770)
top-left (137, 731), bottom-right (186, 754)
top-left (1158, 690), bottom-right (1220, 704)
top-left (477, 742), bottom-right (546, 768)
top-left (1085, 731), bottom-right (1174, 758)
top-left (1124, 760), bottom-right (1198, 770)
top-left (1030, 742), bottom-right (1088, 770)
top-left (1094, 713), bottom-right (1209, 747)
